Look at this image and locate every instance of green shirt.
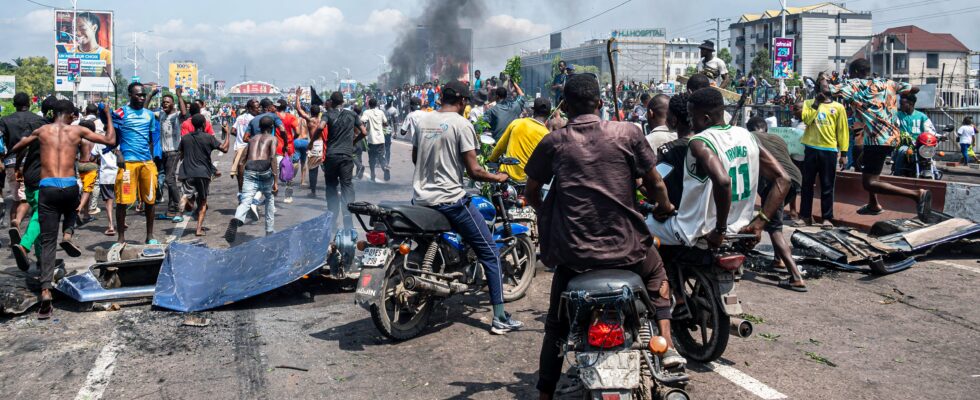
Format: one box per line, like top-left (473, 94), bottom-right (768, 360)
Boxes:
top-left (897, 110), bottom-right (935, 140)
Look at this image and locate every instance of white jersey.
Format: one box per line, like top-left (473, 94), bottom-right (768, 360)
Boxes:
top-left (676, 125), bottom-right (760, 243)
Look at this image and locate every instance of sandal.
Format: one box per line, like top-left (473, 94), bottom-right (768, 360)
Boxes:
top-left (856, 204), bottom-right (884, 215)
top-left (778, 278), bottom-right (808, 292)
top-left (146, 239), bottom-right (160, 245)
top-left (60, 241), bottom-right (82, 257)
top-left (172, 216), bottom-right (185, 223)
top-left (104, 228), bottom-right (116, 236)
top-left (12, 244), bottom-right (31, 272)
top-left (195, 231), bottom-right (206, 237)
top-left (37, 291), bottom-right (53, 320)
top-left (9, 228), bottom-right (22, 245)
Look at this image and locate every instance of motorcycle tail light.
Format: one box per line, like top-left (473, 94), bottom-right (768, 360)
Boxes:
top-left (588, 319), bottom-right (625, 348)
top-left (716, 254), bottom-right (746, 271)
top-left (365, 231), bottom-right (387, 246)
top-left (599, 393), bottom-right (622, 400)
top-left (918, 145), bottom-right (936, 159)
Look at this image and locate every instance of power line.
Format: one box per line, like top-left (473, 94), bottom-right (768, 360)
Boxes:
top-left (24, 0), bottom-right (57, 8)
top-left (875, 5), bottom-right (980, 25)
top-left (476, 0), bottom-right (632, 50)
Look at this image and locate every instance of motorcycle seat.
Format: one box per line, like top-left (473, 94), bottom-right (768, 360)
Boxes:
top-left (566, 269), bottom-right (646, 295)
top-left (379, 203), bottom-right (452, 233)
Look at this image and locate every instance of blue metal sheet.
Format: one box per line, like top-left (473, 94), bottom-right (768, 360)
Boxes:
top-left (152, 212), bottom-right (334, 312)
top-left (57, 270), bottom-right (156, 302)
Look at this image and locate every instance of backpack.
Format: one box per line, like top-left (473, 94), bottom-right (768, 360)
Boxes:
top-left (279, 155), bottom-right (295, 182)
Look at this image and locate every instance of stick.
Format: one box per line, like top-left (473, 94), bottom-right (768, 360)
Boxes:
top-left (606, 37), bottom-right (620, 121)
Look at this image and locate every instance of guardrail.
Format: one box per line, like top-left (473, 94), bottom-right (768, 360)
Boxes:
top-left (937, 88), bottom-right (980, 109)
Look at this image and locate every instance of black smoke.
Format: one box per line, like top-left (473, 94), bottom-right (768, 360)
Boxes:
top-left (386, 0), bottom-right (484, 87)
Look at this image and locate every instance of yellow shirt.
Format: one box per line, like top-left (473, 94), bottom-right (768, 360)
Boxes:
top-left (801, 99), bottom-right (850, 152)
top-left (488, 117), bottom-right (549, 181)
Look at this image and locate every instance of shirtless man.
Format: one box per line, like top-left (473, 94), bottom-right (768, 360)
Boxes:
top-left (10, 100), bottom-right (115, 319)
top-left (295, 88), bottom-right (324, 196)
top-left (224, 116), bottom-right (279, 243)
top-left (76, 118), bottom-right (98, 224)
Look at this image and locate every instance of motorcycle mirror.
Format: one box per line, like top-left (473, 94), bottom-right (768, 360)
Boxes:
top-left (480, 135), bottom-right (496, 145)
top-left (500, 157), bottom-right (521, 165)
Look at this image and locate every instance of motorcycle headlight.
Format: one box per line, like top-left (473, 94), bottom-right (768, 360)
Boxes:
top-left (918, 145), bottom-right (936, 159)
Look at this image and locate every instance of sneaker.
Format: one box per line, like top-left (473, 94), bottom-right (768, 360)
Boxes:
top-left (820, 220), bottom-right (834, 230)
top-left (490, 313), bottom-right (524, 335)
top-left (224, 219), bottom-right (242, 244)
top-left (383, 168), bottom-right (391, 181)
top-left (283, 197), bottom-right (294, 204)
top-left (662, 348), bottom-right (687, 368)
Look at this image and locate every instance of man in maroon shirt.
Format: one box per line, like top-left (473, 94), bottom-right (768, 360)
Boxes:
top-left (524, 74), bottom-right (685, 399)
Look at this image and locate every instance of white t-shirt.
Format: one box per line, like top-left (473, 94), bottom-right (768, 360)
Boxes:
top-left (411, 112), bottom-right (477, 206)
top-left (400, 110), bottom-right (426, 140)
top-left (361, 108), bottom-right (388, 145)
top-left (91, 143), bottom-right (118, 185)
top-left (958, 125), bottom-right (976, 145)
top-left (232, 113), bottom-right (255, 150)
top-left (698, 57), bottom-right (728, 86)
top-left (765, 116), bottom-right (778, 128)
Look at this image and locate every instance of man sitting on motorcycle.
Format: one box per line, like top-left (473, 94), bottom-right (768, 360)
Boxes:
top-left (646, 88), bottom-right (790, 249)
top-left (411, 80), bottom-right (523, 335)
top-left (523, 73), bottom-right (683, 400)
top-left (893, 93), bottom-right (937, 176)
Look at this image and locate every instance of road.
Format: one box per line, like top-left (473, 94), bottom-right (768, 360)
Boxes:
top-left (1, 139), bottom-right (978, 399)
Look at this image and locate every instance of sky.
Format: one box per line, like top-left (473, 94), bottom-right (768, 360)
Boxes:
top-left (1, 0), bottom-right (977, 90)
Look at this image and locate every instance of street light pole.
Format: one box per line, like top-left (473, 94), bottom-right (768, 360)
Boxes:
top-left (155, 49), bottom-right (171, 86)
top-left (70, 0), bottom-right (79, 105)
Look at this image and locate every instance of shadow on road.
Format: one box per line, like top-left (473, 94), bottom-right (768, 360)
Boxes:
top-left (446, 371), bottom-right (538, 399)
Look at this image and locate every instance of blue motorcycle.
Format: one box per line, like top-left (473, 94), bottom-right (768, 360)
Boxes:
top-left (348, 159), bottom-right (536, 340)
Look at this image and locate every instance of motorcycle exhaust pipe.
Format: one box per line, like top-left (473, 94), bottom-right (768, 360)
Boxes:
top-left (730, 317), bottom-right (753, 338)
top-left (403, 275), bottom-right (466, 296)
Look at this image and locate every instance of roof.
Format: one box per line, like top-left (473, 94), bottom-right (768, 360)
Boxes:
top-left (878, 25), bottom-right (970, 53)
top-left (738, 2), bottom-right (850, 23)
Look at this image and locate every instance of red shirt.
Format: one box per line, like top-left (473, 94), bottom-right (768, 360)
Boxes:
top-left (276, 112), bottom-right (299, 156)
top-left (180, 118), bottom-right (214, 136)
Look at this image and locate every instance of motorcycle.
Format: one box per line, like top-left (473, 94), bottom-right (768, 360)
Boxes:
top-left (350, 158), bottom-right (537, 340)
top-left (659, 235), bottom-right (755, 363)
top-left (892, 127), bottom-right (949, 180)
top-left (553, 269), bottom-right (690, 400)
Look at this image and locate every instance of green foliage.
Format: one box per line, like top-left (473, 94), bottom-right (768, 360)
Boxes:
top-left (550, 55), bottom-right (562, 78)
top-left (717, 48), bottom-right (738, 79)
top-left (113, 68), bottom-right (129, 107)
top-left (504, 56), bottom-right (522, 85)
top-left (11, 56), bottom-right (54, 98)
top-left (684, 65), bottom-right (698, 77)
top-left (574, 65), bottom-right (608, 85)
top-left (751, 49), bottom-right (773, 81)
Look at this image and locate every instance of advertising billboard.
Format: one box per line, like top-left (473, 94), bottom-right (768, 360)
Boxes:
top-left (772, 38), bottom-right (795, 79)
top-left (0, 76), bottom-right (14, 99)
top-left (169, 62), bottom-right (199, 94)
top-left (54, 10), bottom-right (113, 92)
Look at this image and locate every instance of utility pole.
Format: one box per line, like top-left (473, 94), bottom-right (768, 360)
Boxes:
top-left (155, 49), bottom-right (171, 86)
top-left (777, 0), bottom-right (788, 95)
top-left (126, 30), bottom-right (152, 82)
top-left (706, 17), bottom-right (731, 54)
top-left (70, 0), bottom-right (79, 105)
top-left (240, 65), bottom-right (248, 83)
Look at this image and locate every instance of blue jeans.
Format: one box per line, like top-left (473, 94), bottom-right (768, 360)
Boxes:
top-left (428, 196), bottom-right (504, 305)
top-left (962, 143), bottom-right (972, 166)
top-left (235, 169), bottom-right (275, 234)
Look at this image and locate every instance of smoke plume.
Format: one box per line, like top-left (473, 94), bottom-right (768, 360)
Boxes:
top-left (386, 0), bottom-right (485, 87)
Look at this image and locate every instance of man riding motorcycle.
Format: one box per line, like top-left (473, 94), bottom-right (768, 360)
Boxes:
top-left (523, 74), bottom-right (681, 400)
top-left (646, 87), bottom-right (790, 248)
top-left (892, 93), bottom-right (937, 176)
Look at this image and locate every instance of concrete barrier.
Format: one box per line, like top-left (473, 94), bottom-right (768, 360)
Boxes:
top-left (797, 171), bottom-right (979, 230)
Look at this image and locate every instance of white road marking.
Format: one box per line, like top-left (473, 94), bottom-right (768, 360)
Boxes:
top-left (708, 362), bottom-right (787, 400)
top-left (392, 139), bottom-right (412, 146)
top-left (74, 330), bottom-right (124, 400)
top-left (165, 217), bottom-right (189, 243)
top-left (932, 260), bottom-right (980, 275)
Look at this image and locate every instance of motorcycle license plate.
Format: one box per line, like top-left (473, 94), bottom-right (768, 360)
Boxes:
top-left (508, 207), bottom-right (535, 220)
top-left (361, 247), bottom-right (390, 267)
top-left (576, 351), bottom-right (641, 390)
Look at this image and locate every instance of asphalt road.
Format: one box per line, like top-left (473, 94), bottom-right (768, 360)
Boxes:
top-left (1, 139), bottom-right (979, 399)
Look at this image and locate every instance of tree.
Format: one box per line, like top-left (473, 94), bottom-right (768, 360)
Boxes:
top-left (550, 55), bottom-right (562, 78)
top-left (684, 65), bottom-right (698, 77)
top-left (750, 48), bottom-right (773, 82)
top-left (12, 56), bottom-right (54, 98)
top-left (503, 56), bottom-right (522, 85)
top-left (113, 68), bottom-right (129, 106)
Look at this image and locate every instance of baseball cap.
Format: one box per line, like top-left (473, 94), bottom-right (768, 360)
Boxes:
top-left (441, 80), bottom-right (472, 102)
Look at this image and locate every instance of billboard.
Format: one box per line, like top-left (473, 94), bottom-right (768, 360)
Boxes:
top-left (54, 10), bottom-right (113, 92)
top-left (772, 38), bottom-right (795, 79)
top-left (214, 80), bottom-right (226, 96)
top-left (168, 62), bottom-right (199, 94)
top-left (0, 76), bottom-right (14, 99)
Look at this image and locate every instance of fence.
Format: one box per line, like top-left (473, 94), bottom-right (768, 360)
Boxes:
top-left (923, 108), bottom-right (980, 158)
top-left (936, 88), bottom-right (980, 109)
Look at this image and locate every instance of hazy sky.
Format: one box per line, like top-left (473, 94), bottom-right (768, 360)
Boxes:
top-left (1, 0), bottom-right (977, 89)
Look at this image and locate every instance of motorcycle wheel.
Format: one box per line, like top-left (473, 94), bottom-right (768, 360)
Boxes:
top-left (672, 268), bottom-right (730, 362)
top-left (501, 236), bottom-right (536, 302)
top-left (369, 255), bottom-right (434, 341)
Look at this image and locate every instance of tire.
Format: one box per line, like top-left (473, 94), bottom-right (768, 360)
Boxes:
top-left (369, 255), bottom-right (434, 341)
top-left (672, 268), bottom-right (730, 362)
top-left (501, 236), bottom-right (536, 302)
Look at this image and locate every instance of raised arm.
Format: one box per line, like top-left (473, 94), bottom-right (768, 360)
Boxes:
top-left (295, 87), bottom-right (312, 122)
top-left (81, 107), bottom-right (116, 146)
top-left (176, 87), bottom-right (188, 118)
top-left (217, 127), bottom-right (232, 153)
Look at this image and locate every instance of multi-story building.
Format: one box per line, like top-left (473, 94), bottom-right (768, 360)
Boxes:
top-left (852, 25), bottom-right (971, 86)
top-left (519, 29), bottom-right (667, 98)
top-left (729, 2), bottom-right (871, 79)
top-left (664, 38), bottom-right (701, 83)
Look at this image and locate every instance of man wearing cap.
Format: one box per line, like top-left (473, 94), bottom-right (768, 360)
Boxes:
top-left (412, 80), bottom-right (523, 335)
top-left (488, 97), bottom-right (551, 182)
top-left (697, 40), bottom-right (729, 88)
